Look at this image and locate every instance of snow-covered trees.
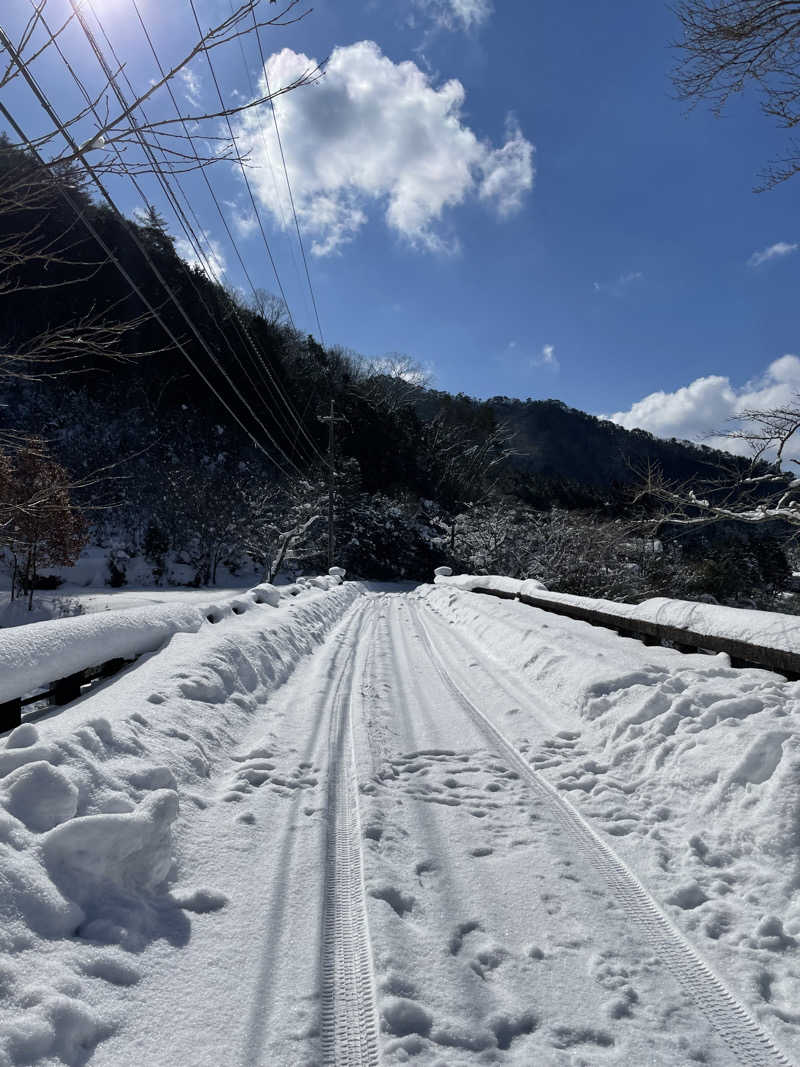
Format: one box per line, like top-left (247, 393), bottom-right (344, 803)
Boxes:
top-left (639, 400), bottom-right (800, 529)
top-left (450, 502), bottom-right (790, 607)
top-left (239, 476), bottom-right (324, 582)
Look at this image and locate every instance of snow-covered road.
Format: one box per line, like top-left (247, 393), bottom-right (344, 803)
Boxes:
top-left (2, 584), bottom-right (799, 1066)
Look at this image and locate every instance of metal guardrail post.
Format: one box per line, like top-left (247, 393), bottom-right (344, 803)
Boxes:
top-left (50, 671), bottom-right (84, 706)
top-left (99, 658), bottom-right (127, 679)
top-left (0, 698), bottom-right (21, 732)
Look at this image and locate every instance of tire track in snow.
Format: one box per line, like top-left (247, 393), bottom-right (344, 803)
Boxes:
top-left (410, 600), bottom-right (796, 1067)
top-left (320, 600), bottom-right (380, 1067)
top-left (236, 600), bottom-right (368, 1066)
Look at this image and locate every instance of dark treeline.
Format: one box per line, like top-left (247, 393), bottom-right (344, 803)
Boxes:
top-left (1, 137), bottom-right (792, 604)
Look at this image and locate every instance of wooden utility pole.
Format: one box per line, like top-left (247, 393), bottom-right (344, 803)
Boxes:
top-left (318, 399), bottom-right (346, 567)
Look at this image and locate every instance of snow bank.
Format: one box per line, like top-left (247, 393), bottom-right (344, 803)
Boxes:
top-left (420, 582), bottom-right (800, 1049)
top-left (0, 577), bottom-right (343, 705)
top-left (435, 572), bottom-right (800, 657)
top-left (0, 576), bottom-right (359, 1065)
top-left (0, 602), bottom-right (203, 705)
top-left (435, 572), bottom-right (547, 597)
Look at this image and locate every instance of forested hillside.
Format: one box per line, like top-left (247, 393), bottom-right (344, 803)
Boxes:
top-left (1, 137), bottom-right (788, 602)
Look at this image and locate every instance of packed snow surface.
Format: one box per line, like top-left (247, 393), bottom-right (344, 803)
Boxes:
top-left (1, 577), bottom-right (799, 1065)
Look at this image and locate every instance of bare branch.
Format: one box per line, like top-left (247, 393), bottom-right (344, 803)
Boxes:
top-left (672, 0), bottom-right (800, 186)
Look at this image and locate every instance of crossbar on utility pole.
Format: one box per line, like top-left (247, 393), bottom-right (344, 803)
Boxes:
top-left (318, 399), bottom-right (346, 568)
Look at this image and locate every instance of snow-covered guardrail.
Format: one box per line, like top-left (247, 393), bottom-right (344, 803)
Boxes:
top-left (434, 572), bottom-right (800, 680)
top-left (0, 574), bottom-right (344, 730)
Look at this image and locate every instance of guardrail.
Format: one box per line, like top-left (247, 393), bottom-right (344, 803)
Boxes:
top-left (0, 573), bottom-right (346, 736)
top-left (0, 656), bottom-right (137, 732)
top-left (468, 586), bottom-right (800, 681)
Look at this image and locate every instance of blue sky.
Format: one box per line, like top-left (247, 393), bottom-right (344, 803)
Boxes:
top-left (4, 0), bottom-right (800, 447)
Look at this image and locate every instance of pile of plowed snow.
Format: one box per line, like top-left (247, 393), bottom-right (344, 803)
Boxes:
top-left (0, 576), bottom-right (343, 704)
top-left (420, 581), bottom-right (800, 1050)
top-left (0, 577), bottom-right (360, 1066)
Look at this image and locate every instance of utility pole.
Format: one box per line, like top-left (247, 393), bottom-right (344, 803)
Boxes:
top-left (318, 399), bottom-right (346, 568)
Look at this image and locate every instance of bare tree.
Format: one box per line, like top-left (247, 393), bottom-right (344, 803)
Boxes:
top-left (0, 0), bottom-right (323, 387)
top-left (354, 354), bottom-right (432, 415)
top-left (0, 438), bottom-right (88, 608)
top-left (635, 399), bottom-right (800, 527)
top-left (419, 414), bottom-right (516, 549)
top-left (247, 289), bottom-right (290, 329)
top-left (672, 0), bottom-right (800, 188)
top-left (0, 1), bottom-right (323, 180)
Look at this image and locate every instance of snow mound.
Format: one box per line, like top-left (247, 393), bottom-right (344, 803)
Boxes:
top-left (436, 573), bottom-right (800, 657)
top-left (435, 572), bottom-right (547, 596)
top-left (2, 762), bottom-right (78, 832)
top-left (0, 579), bottom-right (342, 705)
top-left (0, 577), bottom-right (362, 1064)
top-left (42, 789), bottom-right (178, 908)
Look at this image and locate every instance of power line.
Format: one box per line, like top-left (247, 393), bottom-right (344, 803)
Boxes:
top-left (228, 0), bottom-right (312, 329)
top-left (130, 0), bottom-right (328, 468)
top-left (250, 3), bottom-right (325, 345)
top-left (188, 0), bottom-right (291, 317)
top-left (62, 0), bottom-right (312, 476)
top-left (70, 0), bottom-right (329, 475)
top-left (186, 0), bottom-right (328, 464)
top-left (0, 26), bottom-right (302, 480)
top-left (78, 0), bottom-right (321, 470)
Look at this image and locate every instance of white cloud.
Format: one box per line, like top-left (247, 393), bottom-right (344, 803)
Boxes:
top-left (748, 241), bottom-right (798, 267)
top-left (606, 354), bottom-right (800, 459)
top-left (418, 0), bottom-right (493, 32)
top-left (532, 343), bottom-right (559, 371)
top-left (593, 270), bottom-right (643, 295)
top-left (177, 66), bottom-right (202, 108)
top-left (223, 199), bottom-right (258, 239)
top-left (176, 236), bottom-right (226, 279)
top-left (232, 41), bottom-right (534, 256)
top-left (479, 116), bottom-right (534, 217)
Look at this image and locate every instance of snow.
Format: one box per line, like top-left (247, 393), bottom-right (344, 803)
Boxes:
top-left (421, 581), bottom-right (800, 1058)
top-left (436, 572), bottom-right (547, 597)
top-left (0, 575), bottom-right (360, 1066)
top-left (436, 571), bottom-right (800, 654)
top-left (1, 577), bottom-right (799, 1065)
top-left (0, 579), bottom-right (341, 705)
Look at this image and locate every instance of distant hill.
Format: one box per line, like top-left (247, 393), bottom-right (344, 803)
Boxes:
top-left (413, 389), bottom-right (742, 498)
top-left (0, 135), bottom-right (748, 521)
top-left (486, 396), bottom-right (730, 485)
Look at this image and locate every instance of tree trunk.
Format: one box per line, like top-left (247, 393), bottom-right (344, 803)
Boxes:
top-left (26, 545), bottom-right (35, 611)
top-left (268, 531), bottom-right (295, 584)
